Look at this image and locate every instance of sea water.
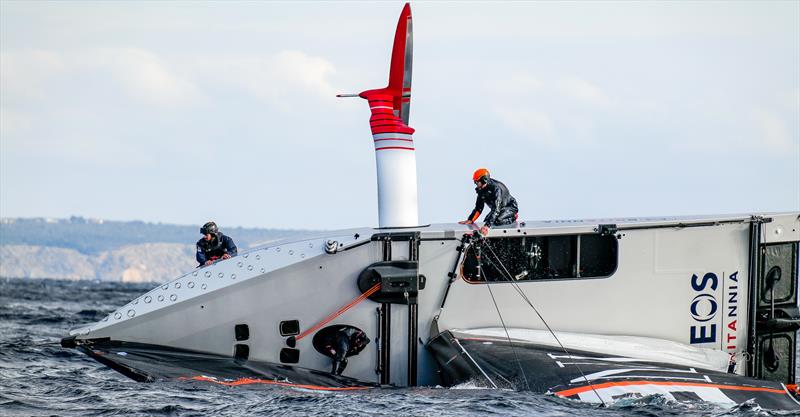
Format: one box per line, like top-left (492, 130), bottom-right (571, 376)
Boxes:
top-left (1, 278), bottom-right (797, 417)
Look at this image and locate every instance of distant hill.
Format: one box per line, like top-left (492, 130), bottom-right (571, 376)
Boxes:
top-left (0, 217), bottom-right (319, 282)
top-left (0, 216), bottom-right (314, 254)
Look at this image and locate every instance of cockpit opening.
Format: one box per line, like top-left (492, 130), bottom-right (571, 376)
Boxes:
top-left (462, 233), bottom-right (618, 282)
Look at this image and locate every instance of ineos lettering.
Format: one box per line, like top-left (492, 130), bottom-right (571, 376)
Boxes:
top-left (690, 272), bottom-right (718, 344)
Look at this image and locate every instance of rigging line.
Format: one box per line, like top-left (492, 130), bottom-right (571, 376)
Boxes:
top-left (478, 243), bottom-right (532, 391)
top-left (296, 283), bottom-right (381, 341)
top-left (481, 239), bottom-right (607, 407)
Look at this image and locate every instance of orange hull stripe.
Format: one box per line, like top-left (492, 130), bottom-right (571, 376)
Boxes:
top-left (555, 380), bottom-right (787, 397)
top-left (180, 375), bottom-right (370, 391)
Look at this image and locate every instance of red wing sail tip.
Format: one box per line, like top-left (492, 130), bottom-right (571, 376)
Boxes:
top-left (357, 3), bottom-right (413, 126)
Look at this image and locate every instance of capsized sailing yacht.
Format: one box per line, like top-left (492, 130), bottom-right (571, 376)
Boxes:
top-left (62, 3), bottom-right (800, 409)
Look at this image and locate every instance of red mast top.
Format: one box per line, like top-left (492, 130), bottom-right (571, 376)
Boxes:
top-left (359, 3), bottom-right (413, 127)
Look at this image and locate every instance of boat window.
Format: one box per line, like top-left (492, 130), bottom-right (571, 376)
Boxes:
top-left (462, 234), bottom-right (617, 282)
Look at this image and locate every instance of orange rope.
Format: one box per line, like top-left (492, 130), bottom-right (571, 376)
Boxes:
top-left (180, 375), bottom-right (371, 391)
top-left (295, 283), bottom-right (381, 341)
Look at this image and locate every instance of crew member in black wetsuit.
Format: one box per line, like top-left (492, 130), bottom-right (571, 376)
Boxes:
top-left (196, 221), bottom-right (238, 266)
top-left (459, 168), bottom-right (519, 236)
top-left (324, 327), bottom-right (369, 375)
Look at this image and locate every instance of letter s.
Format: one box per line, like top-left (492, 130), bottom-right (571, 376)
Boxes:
top-left (692, 273), bottom-right (718, 292)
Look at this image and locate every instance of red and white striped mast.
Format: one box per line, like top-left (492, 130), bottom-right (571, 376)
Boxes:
top-left (339, 3), bottom-right (418, 228)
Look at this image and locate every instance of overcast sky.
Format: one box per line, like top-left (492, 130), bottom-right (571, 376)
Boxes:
top-left (1, 1), bottom-right (798, 230)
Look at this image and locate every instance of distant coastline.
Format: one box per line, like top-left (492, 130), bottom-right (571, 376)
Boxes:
top-left (0, 217), bottom-right (316, 283)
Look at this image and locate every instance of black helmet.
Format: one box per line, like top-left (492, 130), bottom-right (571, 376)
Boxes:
top-left (200, 221), bottom-right (218, 235)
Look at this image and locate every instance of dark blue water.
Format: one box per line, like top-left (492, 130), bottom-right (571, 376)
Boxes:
top-left (1, 278), bottom-right (797, 417)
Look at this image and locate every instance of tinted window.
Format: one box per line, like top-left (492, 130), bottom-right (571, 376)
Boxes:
top-left (462, 234), bottom-right (617, 282)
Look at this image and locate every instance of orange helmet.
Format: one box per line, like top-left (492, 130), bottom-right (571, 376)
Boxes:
top-left (472, 168), bottom-right (490, 183)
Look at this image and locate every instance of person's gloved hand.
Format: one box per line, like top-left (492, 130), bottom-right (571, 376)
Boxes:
top-left (204, 260), bottom-right (213, 266)
top-left (458, 220), bottom-right (473, 225)
top-left (222, 253), bottom-right (231, 260)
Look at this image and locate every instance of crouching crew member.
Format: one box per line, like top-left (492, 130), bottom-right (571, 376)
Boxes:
top-left (323, 327), bottom-right (370, 375)
top-left (459, 168), bottom-right (519, 236)
top-left (196, 221), bottom-right (238, 266)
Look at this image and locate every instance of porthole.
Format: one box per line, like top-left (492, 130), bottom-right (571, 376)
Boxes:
top-left (144, 296), bottom-right (152, 303)
top-left (157, 295), bottom-right (164, 302)
top-left (188, 282), bottom-right (195, 288)
top-left (170, 294), bottom-right (177, 301)
top-left (127, 310), bottom-right (135, 318)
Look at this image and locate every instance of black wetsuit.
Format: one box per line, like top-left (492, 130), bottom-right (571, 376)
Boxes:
top-left (196, 233), bottom-right (238, 266)
top-left (466, 178), bottom-right (519, 227)
top-left (326, 328), bottom-right (369, 375)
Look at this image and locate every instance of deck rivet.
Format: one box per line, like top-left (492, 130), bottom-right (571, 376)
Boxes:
top-left (201, 284), bottom-right (207, 290)
top-left (175, 283), bottom-right (181, 289)
top-left (188, 282), bottom-right (195, 288)
top-left (158, 295), bottom-right (164, 302)
top-left (218, 272), bottom-right (224, 278)
top-left (114, 312), bottom-right (122, 319)
top-left (205, 271), bottom-right (212, 278)
top-left (231, 274), bottom-right (237, 279)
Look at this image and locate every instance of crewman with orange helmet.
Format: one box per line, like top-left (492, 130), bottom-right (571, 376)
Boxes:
top-left (459, 168), bottom-right (519, 235)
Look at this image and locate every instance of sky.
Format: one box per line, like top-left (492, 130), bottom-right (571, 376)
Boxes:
top-left (1, 1), bottom-right (798, 231)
